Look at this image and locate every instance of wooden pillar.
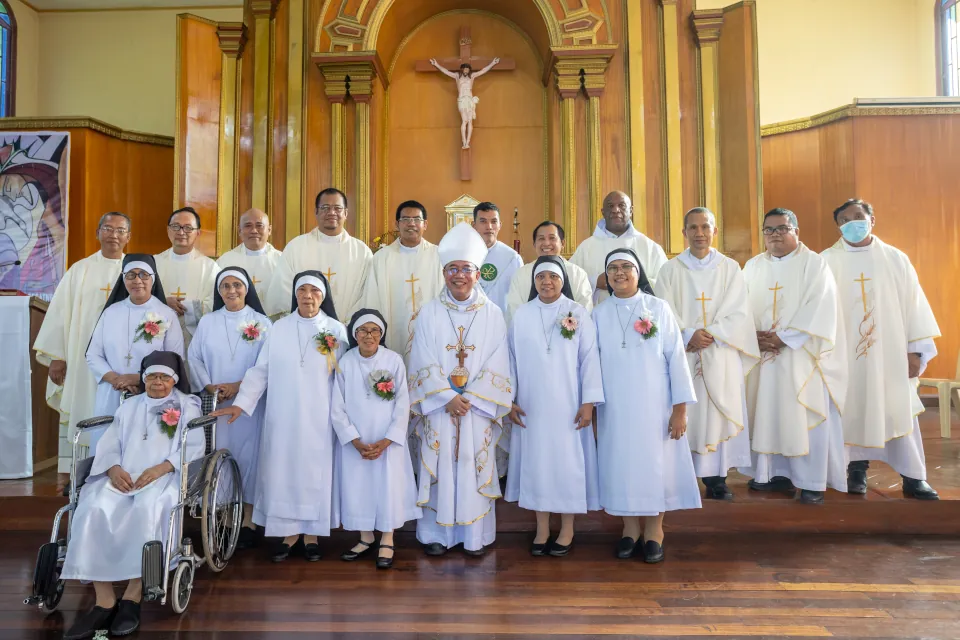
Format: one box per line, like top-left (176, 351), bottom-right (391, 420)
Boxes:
top-left (660, 0), bottom-right (685, 255)
top-left (626, 0), bottom-right (647, 234)
top-left (693, 10), bottom-right (724, 245)
top-left (555, 60), bottom-right (581, 255)
top-left (348, 64), bottom-right (376, 245)
top-left (284, 0), bottom-right (305, 243)
top-left (250, 0), bottom-right (278, 213)
top-left (318, 65), bottom-right (349, 192)
top-left (215, 23), bottom-right (247, 256)
top-left (582, 61), bottom-right (610, 229)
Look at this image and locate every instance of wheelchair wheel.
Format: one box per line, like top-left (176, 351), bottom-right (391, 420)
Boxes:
top-left (201, 449), bottom-right (242, 572)
top-left (43, 576), bottom-right (64, 613)
top-left (170, 561), bottom-right (194, 614)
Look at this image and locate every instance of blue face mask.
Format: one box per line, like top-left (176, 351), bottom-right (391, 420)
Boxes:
top-left (840, 219), bottom-right (871, 244)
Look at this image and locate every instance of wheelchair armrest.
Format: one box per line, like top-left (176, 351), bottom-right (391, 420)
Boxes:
top-left (187, 415), bottom-right (217, 431)
top-left (76, 416), bottom-right (115, 431)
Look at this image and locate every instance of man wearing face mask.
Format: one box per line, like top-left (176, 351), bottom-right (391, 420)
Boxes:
top-left (821, 199), bottom-right (940, 500)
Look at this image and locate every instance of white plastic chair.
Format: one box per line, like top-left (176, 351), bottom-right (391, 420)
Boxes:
top-left (919, 351), bottom-right (960, 438)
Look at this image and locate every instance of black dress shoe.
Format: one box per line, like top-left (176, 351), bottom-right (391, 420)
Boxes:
top-left (748, 476), bottom-right (795, 494)
top-left (703, 476), bottom-right (734, 500)
top-left (109, 599), bottom-right (141, 637)
top-left (340, 539), bottom-right (374, 561)
top-left (799, 489), bottom-right (824, 504)
top-left (271, 542), bottom-right (292, 562)
top-left (462, 546), bottom-right (486, 557)
top-left (376, 544), bottom-right (395, 570)
top-left (847, 463), bottom-right (868, 495)
top-left (423, 542), bottom-right (447, 556)
top-left (303, 542), bottom-right (323, 562)
top-left (237, 526), bottom-right (259, 550)
top-left (642, 540), bottom-right (664, 564)
top-left (903, 477), bottom-right (939, 500)
top-left (548, 538), bottom-right (573, 557)
top-left (63, 604), bottom-right (116, 640)
top-left (615, 536), bottom-right (638, 559)
top-left (530, 538), bottom-right (552, 557)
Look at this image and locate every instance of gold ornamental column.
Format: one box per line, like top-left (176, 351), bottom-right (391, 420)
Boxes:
top-left (582, 59), bottom-right (612, 229)
top-left (554, 60), bottom-right (582, 254)
top-left (215, 22), bottom-right (247, 256)
top-left (284, 0), bottom-right (305, 242)
top-left (660, 0), bottom-right (685, 255)
top-left (692, 10), bottom-right (724, 244)
top-left (250, 0), bottom-right (278, 213)
top-left (347, 63), bottom-right (376, 245)
top-left (318, 65), bottom-right (349, 192)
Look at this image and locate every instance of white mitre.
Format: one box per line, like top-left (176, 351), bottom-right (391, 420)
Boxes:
top-left (438, 222), bottom-right (488, 268)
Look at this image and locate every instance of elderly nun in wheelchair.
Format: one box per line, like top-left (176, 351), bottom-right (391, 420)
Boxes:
top-left (61, 351), bottom-right (204, 640)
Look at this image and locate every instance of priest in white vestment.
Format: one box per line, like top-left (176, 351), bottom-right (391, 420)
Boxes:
top-left (570, 190), bottom-right (668, 306)
top-left (332, 309), bottom-right (421, 569)
top-left (505, 256), bottom-right (603, 557)
top-left (213, 270), bottom-right (346, 563)
top-left (594, 248), bottom-right (699, 565)
top-left (409, 222), bottom-right (513, 556)
top-left (35, 212), bottom-right (129, 473)
top-left (61, 352), bottom-right (203, 640)
top-left (216, 208), bottom-right (283, 313)
top-left (154, 207), bottom-right (221, 343)
top-left (473, 202), bottom-right (522, 312)
top-left (741, 209), bottom-right (848, 504)
top-left (655, 208), bottom-right (760, 500)
top-left (86, 255), bottom-right (185, 450)
top-left (188, 267), bottom-right (271, 549)
top-left (822, 199), bottom-right (940, 499)
top-left (265, 188), bottom-right (372, 321)
top-left (504, 221), bottom-right (593, 325)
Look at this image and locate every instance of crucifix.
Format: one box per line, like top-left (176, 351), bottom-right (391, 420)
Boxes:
top-left (416, 26), bottom-right (515, 181)
top-left (323, 267), bottom-right (336, 284)
top-left (100, 282), bottom-right (113, 302)
top-left (768, 282), bottom-right (783, 328)
top-left (696, 292), bottom-right (711, 327)
top-left (855, 272), bottom-right (871, 313)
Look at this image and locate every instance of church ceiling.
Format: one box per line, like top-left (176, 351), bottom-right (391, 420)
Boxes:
top-left (25, 0), bottom-right (240, 10)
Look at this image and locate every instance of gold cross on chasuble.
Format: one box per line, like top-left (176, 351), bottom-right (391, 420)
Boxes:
top-left (406, 273), bottom-right (419, 311)
top-left (855, 272), bottom-right (871, 313)
top-left (696, 292), bottom-right (711, 327)
top-left (100, 282), bottom-right (113, 302)
top-left (768, 282), bottom-right (783, 328)
top-left (251, 275), bottom-right (262, 287)
top-left (323, 268), bottom-right (336, 284)
top-left (171, 287), bottom-right (186, 301)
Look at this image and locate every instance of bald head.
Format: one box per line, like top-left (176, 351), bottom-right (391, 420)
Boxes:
top-left (601, 191), bottom-right (633, 236)
top-left (238, 208), bottom-right (271, 251)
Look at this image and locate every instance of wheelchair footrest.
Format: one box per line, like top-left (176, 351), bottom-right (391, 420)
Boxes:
top-left (141, 540), bottom-right (164, 602)
top-left (32, 542), bottom-right (60, 599)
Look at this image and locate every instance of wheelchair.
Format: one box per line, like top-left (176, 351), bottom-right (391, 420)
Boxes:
top-left (25, 391), bottom-right (243, 614)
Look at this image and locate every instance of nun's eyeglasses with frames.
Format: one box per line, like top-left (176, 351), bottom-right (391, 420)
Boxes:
top-left (144, 373), bottom-right (173, 382)
top-left (219, 281), bottom-right (246, 292)
top-left (123, 271), bottom-right (153, 281)
top-left (605, 264), bottom-right (638, 275)
top-left (355, 327), bottom-right (383, 338)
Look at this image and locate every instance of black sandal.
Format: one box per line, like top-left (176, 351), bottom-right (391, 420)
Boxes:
top-left (340, 539), bottom-right (373, 562)
top-left (376, 544), bottom-right (395, 570)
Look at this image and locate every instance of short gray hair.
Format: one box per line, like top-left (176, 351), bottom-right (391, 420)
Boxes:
top-left (683, 207), bottom-right (716, 228)
top-left (764, 207), bottom-right (798, 230)
top-left (98, 211), bottom-right (131, 230)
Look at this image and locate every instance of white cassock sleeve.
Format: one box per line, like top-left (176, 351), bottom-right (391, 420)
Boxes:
top-left (908, 339), bottom-right (937, 374)
top-left (331, 369), bottom-right (362, 445)
top-left (85, 314), bottom-right (111, 383)
top-left (34, 266), bottom-right (76, 366)
top-left (576, 313), bottom-right (605, 406)
top-left (187, 320), bottom-right (212, 392)
top-left (775, 328), bottom-right (810, 351)
top-left (232, 334), bottom-right (270, 417)
top-left (663, 307), bottom-right (698, 407)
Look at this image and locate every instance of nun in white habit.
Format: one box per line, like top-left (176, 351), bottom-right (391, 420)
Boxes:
top-left (505, 256), bottom-right (604, 557)
top-left (593, 248), bottom-right (700, 564)
top-left (61, 351), bottom-right (203, 640)
top-left (332, 308), bottom-right (421, 570)
top-left (212, 270), bottom-right (346, 563)
top-left (85, 254), bottom-right (185, 451)
top-left (187, 266), bottom-right (271, 548)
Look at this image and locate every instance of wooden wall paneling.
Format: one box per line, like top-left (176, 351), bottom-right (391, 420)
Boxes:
top-left (677, 0), bottom-right (702, 216)
top-left (597, 0), bottom-right (629, 209)
top-left (124, 141), bottom-right (177, 256)
top-left (81, 132), bottom-right (125, 258)
top-left (814, 119), bottom-right (855, 251)
top-left (65, 128), bottom-right (88, 266)
top-left (270, 0), bottom-right (290, 245)
top-left (303, 0), bottom-right (330, 234)
top-left (237, 2), bottom-right (257, 216)
top-left (371, 77), bottom-right (385, 239)
top-left (575, 95), bottom-right (590, 250)
top-left (29, 301), bottom-right (59, 468)
top-left (344, 99), bottom-right (356, 237)
top-left (548, 81), bottom-right (562, 228)
top-left (716, 0), bottom-right (760, 265)
top-left (760, 128), bottom-right (823, 248)
top-left (175, 14), bottom-right (223, 256)
top-left (641, 0), bottom-right (665, 245)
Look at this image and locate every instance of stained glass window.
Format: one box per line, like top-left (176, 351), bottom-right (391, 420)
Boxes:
top-left (0, 1), bottom-right (14, 117)
top-left (943, 0), bottom-right (960, 96)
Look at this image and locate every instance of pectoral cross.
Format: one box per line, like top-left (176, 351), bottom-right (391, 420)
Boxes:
top-left (100, 282), bottom-right (113, 302)
top-left (768, 282), bottom-right (783, 328)
top-left (124, 352), bottom-right (133, 366)
top-left (445, 326), bottom-right (475, 369)
top-left (323, 268), bottom-right (336, 284)
top-left (696, 292), bottom-right (711, 327)
top-left (445, 325), bottom-right (475, 463)
top-left (855, 272), bottom-right (871, 313)
top-left (406, 273), bottom-right (420, 312)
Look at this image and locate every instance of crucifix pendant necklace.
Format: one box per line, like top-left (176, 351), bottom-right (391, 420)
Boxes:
top-left (539, 308), bottom-right (561, 354)
top-left (615, 299), bottom-right (643, 349)
top-left (223, 314), bottom-right (245, 361)
top-left (125, 308), bottom-right (134, 367)
top-left (296, 323), bottom-right (312, 368)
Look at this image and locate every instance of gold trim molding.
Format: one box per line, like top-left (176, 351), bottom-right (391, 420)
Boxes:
top-left (761, 101), bottom-right (960, 136)
top-left (0, 117), bottom-right (174, 147)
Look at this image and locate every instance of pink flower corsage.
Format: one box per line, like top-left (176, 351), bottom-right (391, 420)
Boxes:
top-left (158, 406), bottom-right (181, 439)
top-left (634, 316), bottom-right (658, 340)
top-left (134, 312), bottom-right (167, 344)
top-left (239, 320), bottom-right (265, 342)
top-left (370, 369), bottom-right (396, 401)
top-left (314, 331), bottom-right (339, 354)
top-left (558, 312), bottom-right (579, 340)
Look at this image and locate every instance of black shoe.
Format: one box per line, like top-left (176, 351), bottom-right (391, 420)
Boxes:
top-left (303, 542), bottom-right (323, 562)
top-left (376, 544), bottom-right (395, 570)
top-left (340, 539), bottom-right (374, 561)
top-left (548, 538), bottom-right (573, 557)
top-left (530, 538), bottom-right (552, 557)
top-left (271, 542), bottom-right (292, 562)
top-left (63, 604), bottom-right (116, 640)
top-left (642, 540), bottom-right (664, 564)
top-left (703, 476), bottom-right (734, 500)
top-left (109, 599), bottom-right (140, 637)
top-left (423, 542), bottom-right (447, 556)
top-left (463, 546), bottom-right (486, 557)
top-left (902, 477), bottom-right (939, 500)
top-left (615, 536), bottom-right (638, 559)
top-left (799, 489), bottom-right (824, 504)
top-left (847, 466), bottom-right (868, 495)
top-left (748, 476), bottom-right (795, 494)
top-left (237, 526), bottom-right (259, 550)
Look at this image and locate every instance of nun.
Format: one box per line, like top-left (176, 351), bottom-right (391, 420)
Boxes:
top-left (505, 256), bottom-right (604, 557)
top-left (592, 248), bottom-right (700, 564)
top-left (332, 309), bottom-right (421, 569)
top-left (61, 351), bottom-right (204, 640)
top-left (85, 254), bottom-right (184, 450)
top-left (187, 267), bottom-right (271, 549)
top-left (212, 271), bottom-right (347, 563)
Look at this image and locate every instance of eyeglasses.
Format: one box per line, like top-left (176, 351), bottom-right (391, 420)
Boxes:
top-left (98, 226), bottom-right (129, 237)
top-left (605, 264), bottom-right (637, 275)
top-left (124, 271), bottom-right (153, 281)
top-left (144, 373), bottom-right (173, 382)
top-left (355, 327), bottom-right (383, 338)
top-left (399, 216), bottom-right (424, 224)
top-left (219, 281), bottom-right (246, 292)
top-left (444, 265), bottom-right (479, 277)
top-left (317, 205), bottom-right (345, 214)
top-left (762, 225), bottom-right (795, 236)
top-left (168, 224), bottom-right (198, 234)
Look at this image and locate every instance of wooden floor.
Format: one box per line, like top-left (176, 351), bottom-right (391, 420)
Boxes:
top-left (5, 531), bottom-right (960, 639)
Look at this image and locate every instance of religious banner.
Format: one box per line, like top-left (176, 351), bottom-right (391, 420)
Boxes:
top-left (0, 132), bottom-right (70, 298)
